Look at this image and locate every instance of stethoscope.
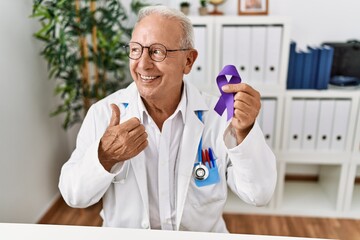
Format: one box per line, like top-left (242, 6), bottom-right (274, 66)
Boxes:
top-left (193, 111), bottom-right (209, 181)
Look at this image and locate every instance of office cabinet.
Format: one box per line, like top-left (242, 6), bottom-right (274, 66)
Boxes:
top-left (279, 91), bottom-right (359, 218)
top-left (280, 163), bottom-right (346, 215)
top-left (184, 17), bottom-right (215, 94)
top-left (316, 99), bottom-right (336, 150)
top-left (259, 98), bottom-right (277, 149)
top-left (345, 163), bottom-right (360, 217)
top-left (344, 101), bottom-right (360, 218)
top-left (221, 26), bottom-right (251, 83)
top-left (264, 26), bottom-right (283, 85)
top-left (188, 16), bottom-right (360, 219)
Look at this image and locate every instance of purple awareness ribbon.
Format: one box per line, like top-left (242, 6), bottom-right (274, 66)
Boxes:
top-left (214, 65), bottom-right (242, 121)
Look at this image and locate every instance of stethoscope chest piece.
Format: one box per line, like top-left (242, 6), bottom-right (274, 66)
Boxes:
top-left (193, 164), bottom-right (209, 181)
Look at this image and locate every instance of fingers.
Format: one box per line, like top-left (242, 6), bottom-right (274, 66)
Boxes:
top-left (128, 124), bottom-right (146, 139)
top-left (114, 132), bottom-right (148, 156)
top-left (222, 83), bottom-right (260, 98)
top-left (109, 103), bottom-right (141, 131)
top-left (109, 104), bottom-right (121, 127)
top-left (121, 118), bottom-right (141, 132)
top-left (132, 129), bottom-right (148, 148)
top-left (99, 104), bottom-right (149, 171)
top-left (221, 83), bottom-right (261, 113)
top-left (233, 100), bottom-right (256, 117)
top-left (114, 142), bottom-right (148, 163)
top-left (223, 83), bottom-right (261, 139)
top-left (234, 91), bottom-right (261, 113)
top-left (233, 93), bottom-right (261, 123)
top-left (111, 127), bottom-right (148, 160)
top-left (108, 119), bottom-right (146, 145)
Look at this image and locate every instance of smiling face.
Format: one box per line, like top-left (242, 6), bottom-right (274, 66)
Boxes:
top-left (129, 14), bottom-right (197, 107)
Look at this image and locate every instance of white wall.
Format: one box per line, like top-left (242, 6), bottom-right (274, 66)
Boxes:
top-left (0, 0), bottom-right (359, 223)
top-left (269, 0), bottom-right (360, 48)
top-left (0, 1), bottom-right (70, 223)
top-left (157, 0), bottom-right (360, 49)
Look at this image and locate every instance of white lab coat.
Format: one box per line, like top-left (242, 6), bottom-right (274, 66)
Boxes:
top-left (59, 80), bottom-right (276, 232)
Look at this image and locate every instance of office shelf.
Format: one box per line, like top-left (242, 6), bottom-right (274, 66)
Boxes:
top-left (282, 181), bottom-right (336, 214)
top-left (351, 183), bottom-right (360, 212)
top-left (344, 160), bottom-right (360, 218)
top-left (188, 16), bottom-right (360, 219)
top-left (281, 164), bottom-right (346, 215)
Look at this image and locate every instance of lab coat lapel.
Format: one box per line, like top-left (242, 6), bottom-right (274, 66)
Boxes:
top-left (118, 85), bottom-right (149, 220)
top-left (176, 82), bottom-right (208, 229)
top-left (130, 151), bottom-right (149, 219)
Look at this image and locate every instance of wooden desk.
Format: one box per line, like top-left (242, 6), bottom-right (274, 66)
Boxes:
top-left (0, 223), bottom-right (333, 240)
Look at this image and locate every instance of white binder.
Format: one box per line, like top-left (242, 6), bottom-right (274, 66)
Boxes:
top-left (236, 26), bottom-right (251, 83)
top-left (301, 99), bottom-right (320, 150)
top-left (264, 26), bottom-right (282, 84)
top-left (261, 99), bottom-right (277, 148)
top-left (258, 99), bottom-right (264, 130)
top-left (188, 26), bottom-right (207, 91)
top-left (288, 99), bottom-right (305, 150)
top-left (330, 99), bottom-right (351, 151)
top-left (221, 26), bottom-right (237, 68)
top-left (249, 26), bottom-right (266, 83)
top-left (316, 99), bottom-right (335, 150)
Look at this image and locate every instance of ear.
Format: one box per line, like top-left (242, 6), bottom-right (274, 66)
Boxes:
top-left (183, 49), bottom-right (198, 75)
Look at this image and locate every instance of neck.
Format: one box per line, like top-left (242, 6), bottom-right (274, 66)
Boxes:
top-left (142, 86), bottom-right (183, 131)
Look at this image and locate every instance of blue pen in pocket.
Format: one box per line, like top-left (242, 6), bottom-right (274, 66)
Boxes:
top-left (208, 148), bottom-right (216, 169)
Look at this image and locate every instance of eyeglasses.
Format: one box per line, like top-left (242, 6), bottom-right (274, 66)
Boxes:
top-left (124, 42), bottom-right (190, 62)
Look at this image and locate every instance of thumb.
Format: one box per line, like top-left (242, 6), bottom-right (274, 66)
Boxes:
top-left (109, 103), bottom-right (120, 127)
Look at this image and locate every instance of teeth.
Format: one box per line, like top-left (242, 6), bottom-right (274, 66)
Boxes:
top-left (140, 74), bottom-right (157, 80)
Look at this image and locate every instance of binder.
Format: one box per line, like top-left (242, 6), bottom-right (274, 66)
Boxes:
top-left (301, 99), bottom-right (320, 150)
top-left (316, 46), bottom-right (334, 90)
top-left (249, 26), bottom-right (266, 83)
top-left (301, 50), bottom-right (314, 89)
top-left (287, 41), bottom-right (297, 89)
top-left (315, 47), bottom-right (327, 89)
top-left (330, 99), bottom-right (351, 151)
top-left (258, 99), bottom-right (264, 130)
top-left (264, 26), bottom-right (282, 85)
top-left (235, 26), bottom-right (251, 83)
top-left (307, 46), bottom-right (321, 89)
top-left (323, 45), bottom-right (334, 88)
top-left (293, 51), bottom-right (305, 89)
top-left (288, 99), bottom-right (305, 150)
top-left (222, 26), bottom-right (237, 67)
top-left (261, 99), bottom-right (277, 148)
top-left (190, 26), bottom-right (207, 90)
top-left (316, 99), bottom-right (335, 150)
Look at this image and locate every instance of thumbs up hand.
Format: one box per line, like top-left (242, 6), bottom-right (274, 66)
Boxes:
top-left (98, 104), bottom-right (148, 172)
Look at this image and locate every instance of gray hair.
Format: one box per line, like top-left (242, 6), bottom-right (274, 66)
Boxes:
top-left (134, 5), bottom-right (194, 48)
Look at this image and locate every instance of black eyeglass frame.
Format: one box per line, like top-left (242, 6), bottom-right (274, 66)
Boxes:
top-left (124, 42), bottom-right (190, 62)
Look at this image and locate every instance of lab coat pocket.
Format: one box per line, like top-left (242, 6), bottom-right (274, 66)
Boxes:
top-left (188, 160), bottom-right (226, 207)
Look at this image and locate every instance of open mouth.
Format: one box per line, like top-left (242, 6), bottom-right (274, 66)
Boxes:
top-left (139, 74), bottom-right (159, 81)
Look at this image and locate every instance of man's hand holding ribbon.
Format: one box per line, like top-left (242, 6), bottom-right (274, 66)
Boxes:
top-left (222, 83), bottom-right (261, 144)
top-left (214, 65), bottom-right (261, 145)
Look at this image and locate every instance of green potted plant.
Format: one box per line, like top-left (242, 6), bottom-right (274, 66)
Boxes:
top-left (31, 0), bottom-right (148, 130)
top-left (180, 1), bottom-right (190, 15)
top-left (199, 0), bottom-right (208, 15)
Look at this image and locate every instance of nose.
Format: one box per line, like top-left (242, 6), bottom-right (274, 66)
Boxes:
top-left (136, 47), bottom-right (154, 69)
